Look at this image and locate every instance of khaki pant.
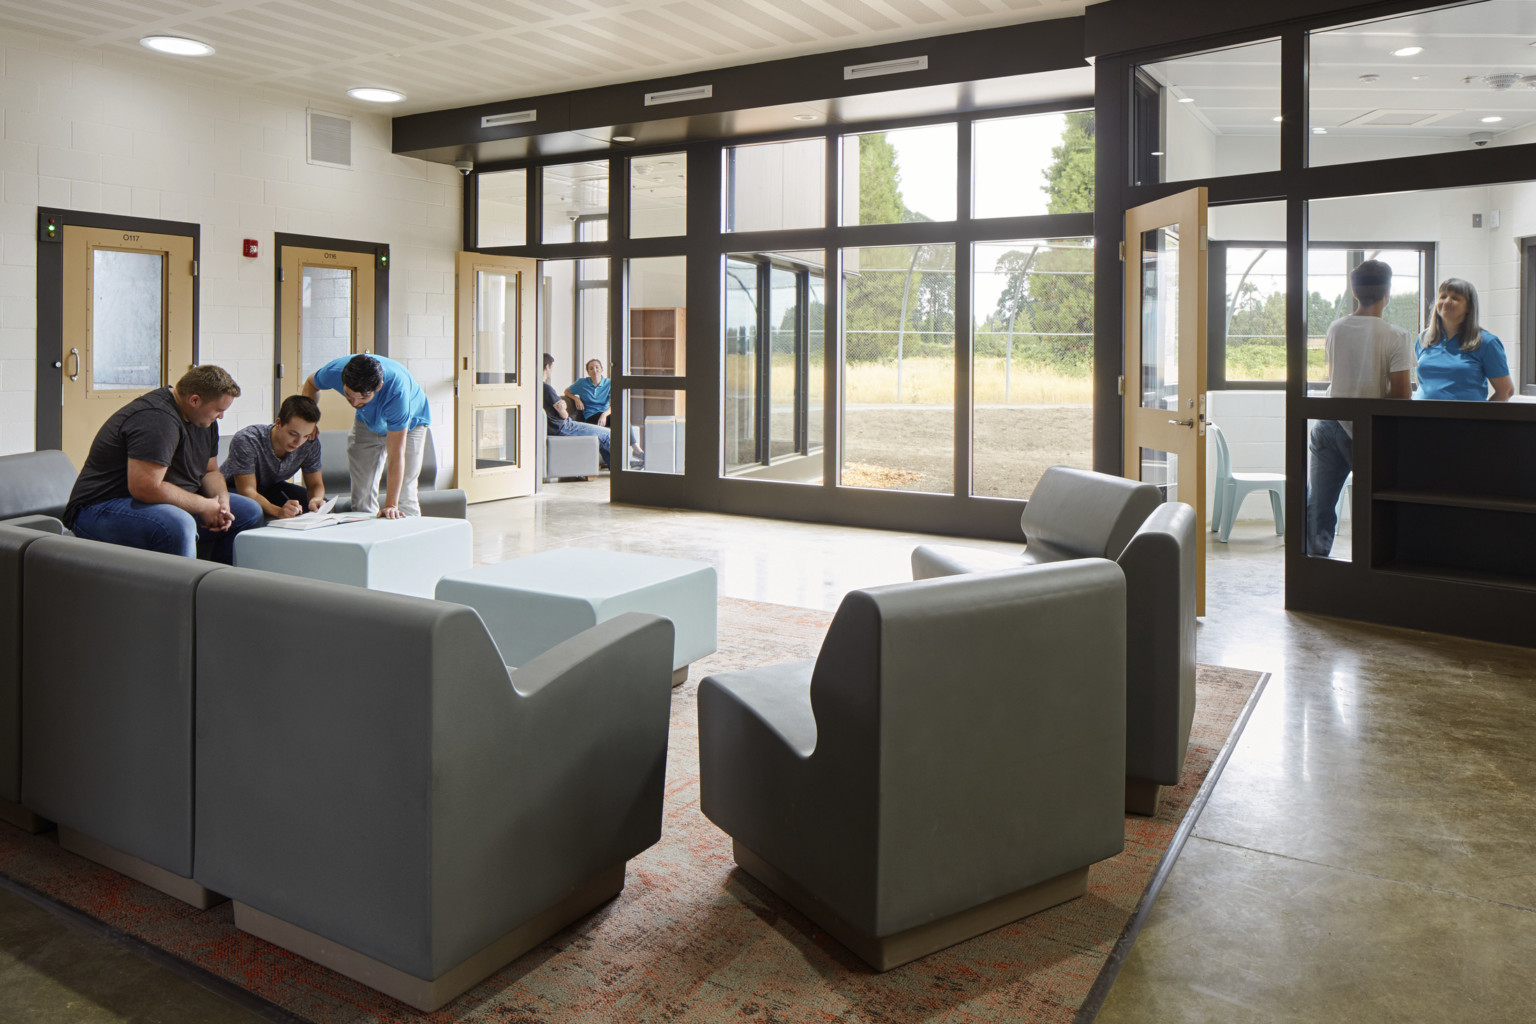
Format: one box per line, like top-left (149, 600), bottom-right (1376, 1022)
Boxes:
top-left (347, 421), bottom-right (427, 516)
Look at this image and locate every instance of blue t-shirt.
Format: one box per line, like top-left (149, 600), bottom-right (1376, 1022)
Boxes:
top-left (1414, 329), bottom-right (1509, 401)
top-left (313, 355), bottom-right (431, 434)
top-left (566, 376), bottom-right (611, 420)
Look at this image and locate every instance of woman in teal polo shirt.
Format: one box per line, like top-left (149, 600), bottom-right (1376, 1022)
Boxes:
top-left (1415, 278), bottom-right (1515, 402)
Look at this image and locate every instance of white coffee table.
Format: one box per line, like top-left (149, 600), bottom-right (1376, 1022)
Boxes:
top-left (234, 518), bottom-right (473, 598)
top-left (435, 547), bottom-right (717, 685)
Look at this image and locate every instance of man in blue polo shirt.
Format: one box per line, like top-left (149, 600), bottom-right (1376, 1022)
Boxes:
top-left (302, 354), bottom-right (431, 519)
top-left (563, 358), bottom-right (611, 426)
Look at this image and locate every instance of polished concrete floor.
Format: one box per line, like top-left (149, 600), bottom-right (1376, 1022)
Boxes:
top-left (1, 484), bottom-right (1532, 1023)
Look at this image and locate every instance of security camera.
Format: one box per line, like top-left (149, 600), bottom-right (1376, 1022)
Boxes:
top-left (454, 159), bottom-right (473, 175)
top-left (1469, 132), bottom-right (1494, 148)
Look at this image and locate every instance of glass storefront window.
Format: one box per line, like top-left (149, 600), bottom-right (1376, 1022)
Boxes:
top-left (631, 152), bottom-right (686, 238)
top-left (477, 169), bottom-right (526, 247)
top-left (627, 256), bottom-right (686, 377)
top-left (543, 160), bottom-right (609, 244)
top-left (974, 111), bottom-right (1095, 219)
top-left (840, 123), bottom-right (956, 225)
top-left (723, 138), bottom-right (825, 233)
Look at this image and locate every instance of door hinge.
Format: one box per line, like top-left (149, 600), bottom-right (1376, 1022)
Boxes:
top-left (1199, 226), bottom-right (1208, 251)
top-left (191, 259), bottom-right (198, 276)
top-left (1118, 241), bottom-right (1125, 261)
top-left (1117, 374), bottom-right (1125, 396)
top-left (276, 363), bottom-right (283, 379)
top-left (279, 268), bottom-right (285, 283)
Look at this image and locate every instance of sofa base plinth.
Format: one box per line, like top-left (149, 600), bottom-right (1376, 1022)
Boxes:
top-left (732, 840), bottom-right (1088, 972)
top-left (232, 861), bottom-right (627, 1012)
top-left (57, 827), bottom-right (225, 910)
top-left (0, 797), bottom-right (50, 833)
top-left (1125, 776), bottom-right (1163, 816)
top-left (672, 666), bottom-right (688, 688)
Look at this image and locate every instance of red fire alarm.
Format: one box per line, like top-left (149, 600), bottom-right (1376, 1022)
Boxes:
top-left (242, 238), bottom-right (258, 258)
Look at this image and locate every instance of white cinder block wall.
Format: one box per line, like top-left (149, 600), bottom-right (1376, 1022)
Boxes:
top-left (1205, 390), bottom-right (1285, 526)
top-left (0, 29), bottom-right (463, 471)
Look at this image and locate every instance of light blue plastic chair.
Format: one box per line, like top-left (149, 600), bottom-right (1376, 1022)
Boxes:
top-left (1209, 423), bottom-right (1284, 543)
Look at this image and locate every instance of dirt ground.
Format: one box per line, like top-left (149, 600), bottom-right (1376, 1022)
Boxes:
top-left (843, 404), bottom-right (1094, 497)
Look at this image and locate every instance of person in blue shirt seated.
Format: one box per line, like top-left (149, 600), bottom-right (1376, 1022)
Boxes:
top-left (302, 354), bottom-right (432, 518)
top-left (563, 358), bottom-right (611, 426)
top-left (1415, 278), bottom-right (1514, 402)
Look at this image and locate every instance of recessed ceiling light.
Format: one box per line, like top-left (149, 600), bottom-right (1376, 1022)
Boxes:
top-left (1177, 96), bottom-right (1195, 103)
top-left (1411, 75), bottom-right (1429, 81)
top-left (1271, 115), bottom-right (1284, 122)
top-left (140, 35), bottom-right (214, 56)
top-left (347, 87), bottom-right (404, 103)
top-left (612, 135), bottom-right (636, 143)
top-left (1149, 151), bottom-right (1164, 156)
top-left (1312, 127), bottom-right (1328, 134)
top-left (1358, 73), bottom-right (1380, 83)
top-left (656, 160), bottom-right (676, 168)
top-left (1392, 46), bottom-right (1423, 57)
top-left (793, 113), bottom-right (819, 122)
top-left (1481, 115), bottom-right (1504, 123)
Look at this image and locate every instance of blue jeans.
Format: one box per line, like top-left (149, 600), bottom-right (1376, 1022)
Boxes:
top-left (556, 418), bottom-right (611, 468)
top-left (1306, 419), bottom-right (1352, 558)
top-left (72, 494), bottom-right (264, 564)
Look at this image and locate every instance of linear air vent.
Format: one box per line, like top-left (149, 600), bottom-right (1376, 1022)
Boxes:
top-left (307, 109), bottom-right (352, 169)
top-left (644, 85), bottom-right (712, 106)
top-left (481, 109), bottom-right (537, 128)
top-left (1339, 108), bottom-right (1456, 127)
top-left (844, 55), bottom-right (928, 80)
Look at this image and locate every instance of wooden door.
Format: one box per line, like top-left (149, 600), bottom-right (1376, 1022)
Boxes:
top-left (1123, 187), bottom-right (1209, 613)
top-left (278, 246), bottom-right (375, 428)
top-left (454, 253), bottom-right (537, 502)
top-left (60, 226), bottom-right (195, 467)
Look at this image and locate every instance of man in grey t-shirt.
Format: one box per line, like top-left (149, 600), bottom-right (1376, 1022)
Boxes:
top-left (220, 395), bottom-right (326, 519)
top-left (1306, 260), bottom-right (1413, 557)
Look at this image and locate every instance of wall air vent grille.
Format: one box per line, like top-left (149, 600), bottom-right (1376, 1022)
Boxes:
top-left (481, 109), bottom-right (537, 128)
top-left (307, 110), bottom-right (352, 168)
top-left (844, 55), bottom-right (928, 80)
top-left (644, 85), bottom-right (712, 106)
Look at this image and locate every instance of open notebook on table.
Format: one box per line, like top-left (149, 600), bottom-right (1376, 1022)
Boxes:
top-left (264, 496), bottom-right (375, 531)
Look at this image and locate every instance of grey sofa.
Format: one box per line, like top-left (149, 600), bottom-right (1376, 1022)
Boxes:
top-left (911, 466), bottom-right (1195, 815)
top-left (21, 533), bottom-right (227, 907)
top-left (215, 427), bottom-right (467, 518)
top-left (0, 450), bottom-right (76, 526)
top-left (194, 568), bottom-right (674, 1011)
top-left (0, 522), bottom-right (56, 832)
top-left (698, 559), bottom-right (1127, 970)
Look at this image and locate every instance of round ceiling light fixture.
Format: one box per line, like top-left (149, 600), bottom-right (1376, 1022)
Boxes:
top-left (612, 135), bottom-right (636, 143)
top-left (793, 113), bottom-right (819, 122)
top-left (140, 35), bottom-right (214, 56)
top-left (1177, 96), bottom-right (1195, 103)
top-left (1358, 73), bottom-right (1380, 83)
top-left (1392, 46), bottom-right (1424, 57)
top-left (1271, 115), bottom-right (1284, 122)
top-left (1312, 127), bottom-right (1328, 134)
top-left (347, 87), bottom-right (405, 103)
top-left (1481, 115), bottom-right (1504, 123)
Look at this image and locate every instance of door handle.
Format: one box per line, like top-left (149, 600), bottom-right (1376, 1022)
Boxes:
top-left (66, 348), bottom-right (79, 382)
top-left (1168, 417), bottom-right (1194, 427)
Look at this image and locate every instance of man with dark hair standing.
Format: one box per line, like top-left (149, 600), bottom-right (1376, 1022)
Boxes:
top-left (1306, 259), bottom-right (1413, 557)
top-left (63, 364), bottom-right (263, 563)
top-left (220, 394), bottom-right (326, 519)
top-left (302, 353), bottom-right (431, 519)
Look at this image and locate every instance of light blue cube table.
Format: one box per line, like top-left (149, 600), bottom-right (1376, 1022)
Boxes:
top-left (436, 547), bottom-right (717, 686)
top-left (234, 518), bottom-right (472, 598)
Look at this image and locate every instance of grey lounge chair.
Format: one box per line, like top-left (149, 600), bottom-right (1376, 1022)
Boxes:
top-left (193, 569), bottom-right (674, 1011)
top-left (20, 534), bottom-right (226, 906)
top-left (0, 450), bottom-right (76, 527)
top-left (698, 559), bottom-right (1127, 971)
top-left (911, 467), bottom-right (1196, 815)
top-left (0, 523), bottom-right (61, 832)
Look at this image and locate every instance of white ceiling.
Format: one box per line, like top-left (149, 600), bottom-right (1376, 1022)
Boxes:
top-left (1145, 0), bottom-right (1536, 141)
top-left (0, 0), bottom-right (1093, 117)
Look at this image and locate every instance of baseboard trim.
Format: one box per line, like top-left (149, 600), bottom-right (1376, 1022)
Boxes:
top-left (233, 862), bottom-right (627, 1012)
top-left (733, 840), bottom-right (1088, 971)
top-left (57, 827), bottom-right (224, 910)
top-left (0, 797), bottom-right (50, 833)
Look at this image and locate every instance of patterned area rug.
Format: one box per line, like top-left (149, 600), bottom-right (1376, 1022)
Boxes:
top-left (0, 597), bottom-right (1264, 1024)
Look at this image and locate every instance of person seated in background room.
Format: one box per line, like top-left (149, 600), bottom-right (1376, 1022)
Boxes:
top-left (563, 358), bottom-right (611, 426)
top-left (220, 395), bottom-right (326, 520)
top-left (302, 353), bottom-right (431, 519)
top-left (544, 353), bottom-right (611, 469)
top-left (1414, 278), bottom-right (1515, 402)
top-left (62, 364), bottom-right (263, 564)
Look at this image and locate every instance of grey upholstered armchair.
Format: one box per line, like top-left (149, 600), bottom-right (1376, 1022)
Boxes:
top-left (0, 523), bottom-right (60, 833)
top-left (698, 559), bottom-right (1127, 971)
top-left (192, 568), bottom-right (675, 1011)
top-left (911, 467), bottom-right (1197, 815)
